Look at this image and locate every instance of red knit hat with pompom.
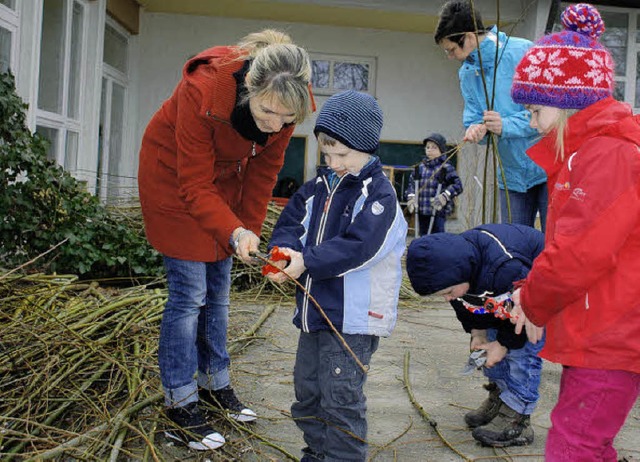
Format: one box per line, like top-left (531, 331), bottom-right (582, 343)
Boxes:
top-left (511, 3), bottom-right (614, 109)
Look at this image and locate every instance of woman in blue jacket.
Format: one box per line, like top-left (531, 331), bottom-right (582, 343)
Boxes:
top-left (406, 223), bottom-right (545, 448)
top-left (435, 0), bottom-right (547, 231)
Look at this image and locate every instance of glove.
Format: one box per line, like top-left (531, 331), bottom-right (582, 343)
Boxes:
top-left (406, 197), bottom-right (417, 214)
top-left (430, 191), bottom-right (450, 212)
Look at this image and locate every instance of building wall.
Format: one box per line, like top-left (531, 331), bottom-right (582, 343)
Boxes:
top-left (136, 13), bottom-right (478, 230)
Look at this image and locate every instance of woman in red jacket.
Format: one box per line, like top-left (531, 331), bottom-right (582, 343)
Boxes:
top-left (138, 29), bottom-right (313, 450)
top-left (509, 5), bottom-right (640, 461)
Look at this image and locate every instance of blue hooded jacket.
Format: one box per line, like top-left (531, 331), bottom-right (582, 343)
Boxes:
top-left (459, 27), bottom-right (546, 193)
top-left (269, 157), bottom-right (407, 337)
top-left (406, 224), bottom-right (544, 349)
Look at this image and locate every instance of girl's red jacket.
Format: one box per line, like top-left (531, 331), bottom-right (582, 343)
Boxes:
top-left (521, 97), bottom-right (640, 373)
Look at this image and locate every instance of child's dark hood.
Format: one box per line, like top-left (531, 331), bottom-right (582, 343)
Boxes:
top-left (406, 233), bottom-right (477, 295)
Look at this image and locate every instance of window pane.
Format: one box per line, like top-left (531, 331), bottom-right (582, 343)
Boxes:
top-left (107, 83), bottom-right (125, 200)
top-left (0, 0), bottom-right (15, 10)
top-left (64, 131), bottom-right (78, 171)
top-left (613, 83), bottom-right (624, 102)
top-left (599, 11), bottom-right (628, 76)
top-left (103, 23), bottom-right (128, 73)
top-left (38, 0), bottom-right (66, 113)
top-left (96, 78), bottom-right (107, 195)
top-left (311, 60), bottom-right (329, 89)
top-left (67, 1), bottom-right (83, 118)
top-left (36, 126), bottom-right (59, 162)
top-left (0, 26), bottom-right (10, 74)
top-left (333, 62), bottom-right (369, 91)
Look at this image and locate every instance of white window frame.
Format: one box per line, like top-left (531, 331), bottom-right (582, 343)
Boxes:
top-left (35, 0), bottom-right (88, 169)
top-left (310, 52), bottom-right (377, 96)
top-left (0, 0), bottom-right (20, 75)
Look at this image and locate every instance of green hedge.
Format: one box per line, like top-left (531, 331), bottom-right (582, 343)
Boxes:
top-left (0, 72), bottom-right (163, 279)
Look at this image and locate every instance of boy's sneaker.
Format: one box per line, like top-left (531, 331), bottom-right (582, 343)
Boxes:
top-left (464, 382), bottom-right (502, 428)
top-left (164, 402), bottom-right (225, 451)
top-left (471, 402), bottom-right (534, 447)
top-left (200, 386), bottom-right (257, 422)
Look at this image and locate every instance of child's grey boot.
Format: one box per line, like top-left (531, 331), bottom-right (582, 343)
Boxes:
top-left (471, 402), bottom-right (534, 447)
top-left (464, 382), bottom-right (501, 428)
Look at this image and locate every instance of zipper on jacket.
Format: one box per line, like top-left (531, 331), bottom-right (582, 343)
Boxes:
top-left (301, 175), bottom-right (346, 331)
top-left (207, 112), bottom-right (231, 126)
top-left (585, 292), bottom-right (589, 310)
top-left (235, 142), bottom-right (258, 174)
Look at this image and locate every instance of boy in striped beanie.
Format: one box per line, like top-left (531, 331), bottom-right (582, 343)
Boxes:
top-left (267, 90), bottom-right (408, 461)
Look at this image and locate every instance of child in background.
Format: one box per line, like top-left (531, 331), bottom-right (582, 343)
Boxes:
top-left (266, 90), bottom-right (407, 461)
top-left (406, 223), bottom-right (545, 447)
top-left (405, 133), bottom-right (463, 235)
top-left (509, 4), bottom-right (640, 460)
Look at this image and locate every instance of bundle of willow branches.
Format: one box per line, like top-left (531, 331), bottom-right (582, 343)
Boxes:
top-left (0, 273), bottom-right (294, 461)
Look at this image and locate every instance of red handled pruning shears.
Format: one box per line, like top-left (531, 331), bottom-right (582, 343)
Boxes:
top-left (250, 246), bottom-right (291, 276)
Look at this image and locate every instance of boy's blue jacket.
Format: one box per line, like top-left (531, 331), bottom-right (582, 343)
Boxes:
top-left (269, 157), bottom-right (408, 337)
top-left (406, 224), bottom-right (544, 349)
top-left (459, 26), bottom-right (546, 192)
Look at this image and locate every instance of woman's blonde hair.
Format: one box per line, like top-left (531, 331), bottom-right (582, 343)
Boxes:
top-left (552, 109), bottom-right (579, 161)
top-left (237, 29), bottom-right (312, 123)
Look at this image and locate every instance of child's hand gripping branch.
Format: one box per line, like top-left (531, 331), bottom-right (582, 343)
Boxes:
top-left (265, 247), bottom-right (306, 284)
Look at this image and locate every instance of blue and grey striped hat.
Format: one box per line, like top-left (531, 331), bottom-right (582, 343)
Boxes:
top-left (314, 90), bottom-right (383, 154)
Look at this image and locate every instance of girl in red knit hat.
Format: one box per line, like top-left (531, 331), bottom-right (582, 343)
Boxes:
top-left (509, 4), bottom-right (640, 460)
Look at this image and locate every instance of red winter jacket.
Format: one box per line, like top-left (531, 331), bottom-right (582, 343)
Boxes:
top-left (521, 97), bottom-right (640, 373)
top-left (138, 46), bottom-right (295, 262)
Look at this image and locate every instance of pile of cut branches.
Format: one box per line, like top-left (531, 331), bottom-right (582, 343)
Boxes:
top-left (0, 273), bottom-right (292, 461)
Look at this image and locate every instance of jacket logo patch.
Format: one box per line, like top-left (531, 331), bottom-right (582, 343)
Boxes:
top-left (371, 201), bottom-right (384, 215)
top-left (555, 181), bottom-right (570, 191)
top-left (570, 188), bottom-right (586, 202)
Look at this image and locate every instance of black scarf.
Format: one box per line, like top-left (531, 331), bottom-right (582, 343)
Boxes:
top-left (231, 60), bottom-right (269, 146)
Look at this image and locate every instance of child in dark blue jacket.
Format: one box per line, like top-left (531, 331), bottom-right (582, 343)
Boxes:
top-left (267, 90), bottom-right (407, 462)
top-left (405, 133), bottom-right (463, 235)
top-left (406, 223), bottom-right (545, 448)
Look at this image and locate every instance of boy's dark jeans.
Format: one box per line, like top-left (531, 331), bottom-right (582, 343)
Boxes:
top-left (292, 330), bottom-right (379, 462)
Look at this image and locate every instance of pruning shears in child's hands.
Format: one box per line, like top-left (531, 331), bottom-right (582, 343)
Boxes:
top-left (250, 246), bottom-right (291, 276)
top-left (461, 349), bottom-right (487, 376)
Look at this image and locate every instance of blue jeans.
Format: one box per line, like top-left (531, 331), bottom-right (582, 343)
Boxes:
top-left (499, 182), bottom-right (548, 233)
top-left (159, 256), bottom-right (233, 407)
top-left (292, 331), bottom-right (379, 462)
top-left (418, 214), bottom-right (446, 235)
top-left (483, 328), bottom-right (545, 415)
